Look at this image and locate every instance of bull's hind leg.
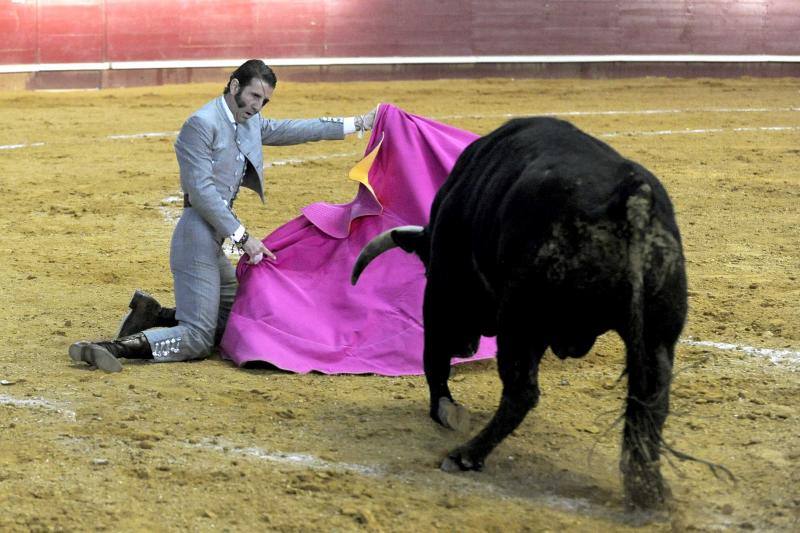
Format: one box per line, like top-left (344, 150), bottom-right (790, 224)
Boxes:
top-left (441, 319), bottom-right (545, 471)
top-left (620, 340), bottom-right (675, 509)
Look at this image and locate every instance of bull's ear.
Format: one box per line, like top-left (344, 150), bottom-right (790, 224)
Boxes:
top-left (392, 227), bottom-right (427, 254)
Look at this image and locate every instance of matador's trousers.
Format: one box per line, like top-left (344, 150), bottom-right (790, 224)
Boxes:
top-left (143, 207), bottom-right (237, 361)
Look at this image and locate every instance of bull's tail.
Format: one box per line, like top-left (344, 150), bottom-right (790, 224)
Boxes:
top-left (620, 177), bottom-right (736, 505)
top-left (620, 176), bottom-right (667, 508)
top-left (624, 179), bottom-right (652, 370)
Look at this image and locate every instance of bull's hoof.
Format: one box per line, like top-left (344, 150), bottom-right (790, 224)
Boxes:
top-left (622, 459), bottom-right (669, 510)
top-left (440, 449), bottom-right (483, 472)
top-left (437, 397), bottom-right (470, 432)
top-left (630, 480), bottom-right (671, 511)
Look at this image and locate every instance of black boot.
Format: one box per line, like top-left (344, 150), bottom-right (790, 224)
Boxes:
top-left (116, 290), bottom-right (177, 338)
top-left (69, 333), bottom-right (153, 373)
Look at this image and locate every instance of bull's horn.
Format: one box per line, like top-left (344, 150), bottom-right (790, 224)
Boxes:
top-left (351, 225), bottom-right (424, 285)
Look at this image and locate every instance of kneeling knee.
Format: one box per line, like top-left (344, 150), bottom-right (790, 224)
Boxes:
top-left (179, 327), bottom-right (216, 360)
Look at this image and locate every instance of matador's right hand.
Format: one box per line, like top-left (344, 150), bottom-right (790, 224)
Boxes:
top-left (243, 236), bottom-right (276, 264)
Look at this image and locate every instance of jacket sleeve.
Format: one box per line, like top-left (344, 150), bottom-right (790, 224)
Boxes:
top-left (260, 117), bottom-right (345, 146)
top-left (174, 116), bottom-right (241, 238)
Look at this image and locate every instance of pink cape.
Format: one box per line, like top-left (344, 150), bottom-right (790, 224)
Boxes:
top-left (220, 104), bottom-right (497, 375)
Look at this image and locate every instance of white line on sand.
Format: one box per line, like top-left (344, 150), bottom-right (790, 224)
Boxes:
top-left (188, 437), bottom-right (638, 522)
top-left (0, 394), bottom-right (76, 421)
top-left (157, 187), bottom-right (799, 370)
top-left (267, 151), bottom-right (359, 167)
top-left (187, 438), bottom-right (381, 475)
top-left (16, 123), bottom-right (799, 154)
top-left (601, 125), bottom-right (800, 138)
top-left (681, 338), bottom-right (800, 365)
top-left (3, 106), bottom-right (796, 151)
top-left (106, 131), bottom-right (178, 140)
top-left (0, 142), bottom-right (45, 150)
top-left (436, 107), bottom-right (800, 120)
top-left (97, 107), bottom-right (799, 142)
top-left (158, 206), bottom-right (180, 226)
top-left (142, 124), bottom-right (795, 169)
top-left (157, 195), bottom-right (182, 227)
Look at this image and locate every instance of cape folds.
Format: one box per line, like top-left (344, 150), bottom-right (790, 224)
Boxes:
top-left (220, 104), bottom-right (496, 375)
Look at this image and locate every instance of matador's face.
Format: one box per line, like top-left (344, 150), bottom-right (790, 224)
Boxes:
top-left (229, 78), bottom-right (274, 123)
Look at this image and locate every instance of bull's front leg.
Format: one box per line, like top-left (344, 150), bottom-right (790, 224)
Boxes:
top-left (420, 276), bottom-right (474, 432)
top-left (423, 334), bottom-right (471, 432)
top-left (441, 312), bottom-right (546, 472)
top-left (620, 341), bottom-right (674, 509)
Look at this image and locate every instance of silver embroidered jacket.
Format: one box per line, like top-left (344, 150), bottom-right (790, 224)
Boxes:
top-left (174, 96), bottom-right (345, 239)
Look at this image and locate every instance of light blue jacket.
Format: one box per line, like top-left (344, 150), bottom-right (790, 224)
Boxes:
top-left (174, 96), bottom-right (345, 239)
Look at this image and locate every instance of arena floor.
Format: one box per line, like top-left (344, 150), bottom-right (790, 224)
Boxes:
top-left (0, 77), bottom-right (798, 531)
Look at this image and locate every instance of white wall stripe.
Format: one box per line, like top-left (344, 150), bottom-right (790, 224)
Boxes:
top-left (3, 55), bottom-right (800, 73)
top-left (0, 62), bottom-right (110, 73)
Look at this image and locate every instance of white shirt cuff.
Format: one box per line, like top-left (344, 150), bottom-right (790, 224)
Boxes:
top-left (231, 224), bottom-right (246, 242)
top-left (343, 117), bottom-right (356, 135)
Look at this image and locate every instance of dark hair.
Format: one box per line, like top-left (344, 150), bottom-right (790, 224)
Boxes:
top-left (224, 59), bottom-right (277, 94)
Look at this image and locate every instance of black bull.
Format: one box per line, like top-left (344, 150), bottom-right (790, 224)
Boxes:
top-left (351, 117), bottom-right (687, 508)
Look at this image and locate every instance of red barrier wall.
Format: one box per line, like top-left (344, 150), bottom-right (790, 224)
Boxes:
top-left (2, 0), bottom-right (799, 66)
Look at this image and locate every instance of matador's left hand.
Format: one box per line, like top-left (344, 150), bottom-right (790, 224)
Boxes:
top-left (357, 106), bottom-right (378, 131)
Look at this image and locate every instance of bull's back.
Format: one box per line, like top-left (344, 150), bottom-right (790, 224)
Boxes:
top-left (434, 118), bottom-right (677, 260)
top-left (432, 116), bottom-right (672, 237)
top-left (432, 116), bottom-right (685, 334)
